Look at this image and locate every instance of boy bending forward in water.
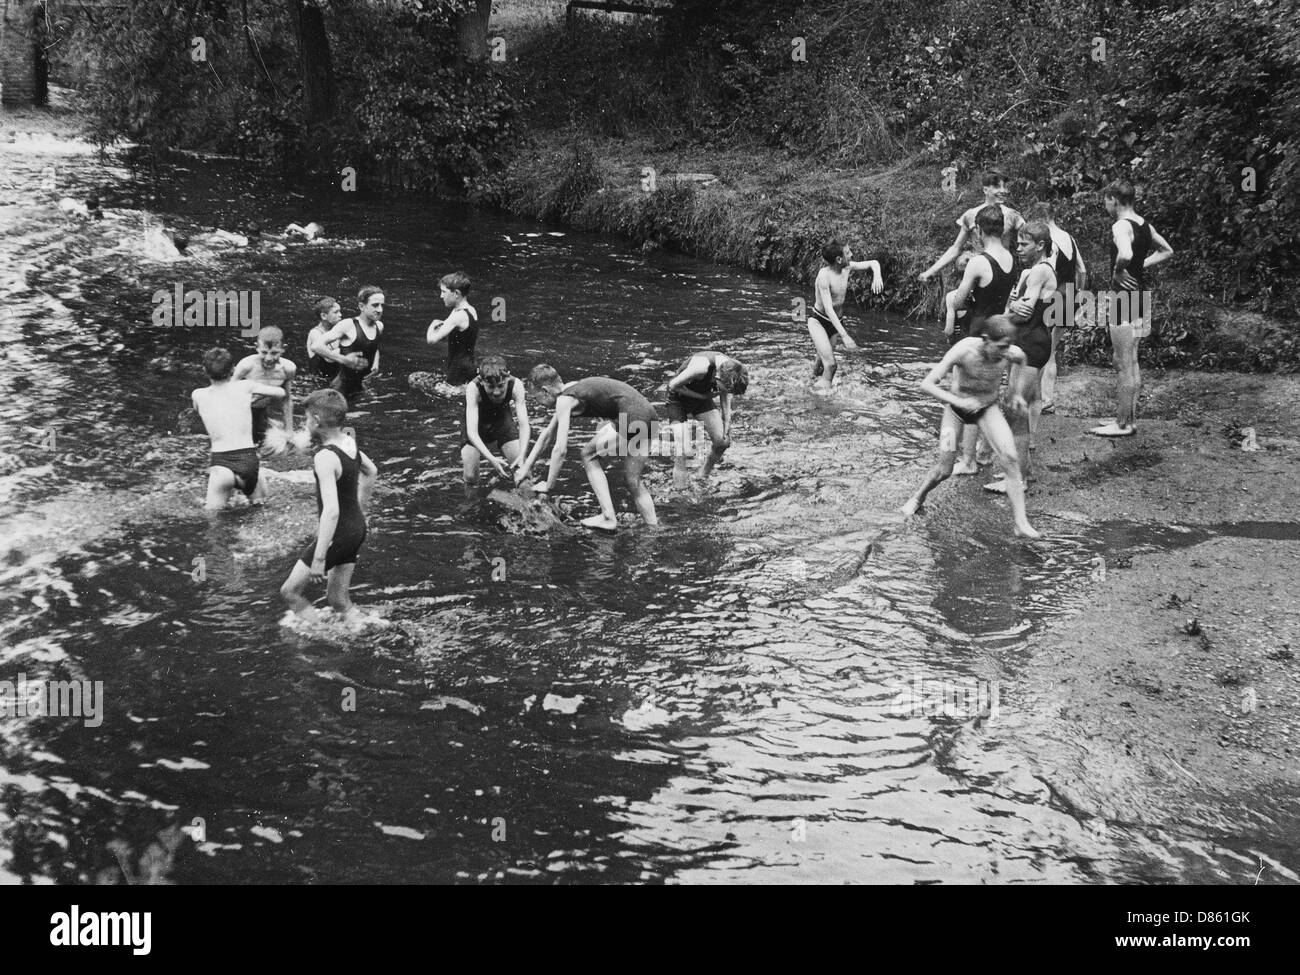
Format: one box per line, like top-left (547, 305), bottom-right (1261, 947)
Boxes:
top-left (280, 390), bottom-right (377, 623)
top-left (463, 355), bottom-right (531, 491)
top-left (807, 238), bottom-right (884, 391)
top-left (516, 365), bottom-right (658, 530)
top-left (192, 347), bottom-right (287, 509)
top-left (900, 316), bottom-right (1041, 538)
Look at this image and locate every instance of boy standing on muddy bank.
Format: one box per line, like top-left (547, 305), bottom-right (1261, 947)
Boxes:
top-left (1025, 202), bottom-right (1087, 414)
top-left (192, 347), bottom-right (289, 510)
top-left (807, 240), bottom-right (884, 392)
top-left (517, 366), bottom-right (659, 530)
top-left (899, 316), bottom-right (1040, 539)
top-left (1090, 179), bottom-right (1174, 438)
top-left (919, 169), bottom-right (1026, 284)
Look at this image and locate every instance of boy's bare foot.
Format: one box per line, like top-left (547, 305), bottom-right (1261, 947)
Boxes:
top-left (952, 459), bottom-right (979, 475)
top-left (1014, 523), bottom-right (1043, 539)
top-left (1089, 422), bottom-right (1135, 437)
top-left (581, 514), bottom-right (618, 531)
top-left (899, 498), bottom-right (920, 517)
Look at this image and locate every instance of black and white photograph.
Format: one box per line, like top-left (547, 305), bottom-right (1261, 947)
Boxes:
top-left (0, 0), bottom-right (1295, 907)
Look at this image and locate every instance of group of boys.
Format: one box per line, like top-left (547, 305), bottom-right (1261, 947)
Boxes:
top-left (192, 273), bottom-right (751, 619)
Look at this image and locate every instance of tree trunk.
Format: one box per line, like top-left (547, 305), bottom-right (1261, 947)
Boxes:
top-left (288, 0), bottom-right (335, 124)
top-left (456, 0), bottom-right (492, 61)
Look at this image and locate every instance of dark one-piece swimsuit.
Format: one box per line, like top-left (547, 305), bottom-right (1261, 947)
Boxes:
top-left (447, 308), bottom-right (479, 385)
top-left (666, 352), bottom-right (721, 423)
top-left (333, 317), bottom-right (381, 401)
top-left (298, 444), bottom-right (367, 570)
top-left (464, 377), bottom-right (519, 449)
top-left (1011, 258), bottom-right (1054, 369)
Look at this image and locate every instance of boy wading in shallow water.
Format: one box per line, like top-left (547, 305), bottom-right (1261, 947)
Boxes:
top-left (192, 347), bottom-right (288, 510)
top-left (462, 355), bottom-right (531, 493)
top-left (807, 239), bottom-right (884, 392)
top-left (280, 390), bottom-right (377, 624)
top-left (665, 350), bottom-right (748, 490)
top-left (517, 366), bottom-right (659, 530)
top-left (1091, 179), bottom-right (1173, 437)
top-left (899, 316), bottom-right (1041, 539)
top-left (232, 325), bottom-right (297, 450)
top-left (425, 272), bottom-right (479, 387)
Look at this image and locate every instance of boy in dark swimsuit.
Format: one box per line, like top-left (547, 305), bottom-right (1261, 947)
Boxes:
top-left (985, 221), bottom-right (1056, 494)
top-left (899, 316), bottom-right (1040, 538)
top-left (517, 366), bottom-right (659, 530)
top-left (232, 325), bottom-right (297, 449)
top-left (1025, 202), bottom-right (1088, 413)
top-left (191, 347), bottom-right (288, 510)
top-left (323, 286), bottom-right (385, 404)
top-left (919, 168), bottom-right (1026, 283)
top-left (425, 272), bottom-right (479, 386)
top-left (665, 351), bottom-right (748, 490)
top-left (279, 389), bottom-right (378, 624)
top-left (462, 355), bottom-right (531, 492)
top-left (1091, 179), bottom-right (1173, 437)
top-left (807, 239), bottom-right (884, 392)
top-left (943, 205), bottom-right (1017, 474)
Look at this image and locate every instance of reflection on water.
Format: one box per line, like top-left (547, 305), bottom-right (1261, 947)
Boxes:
top-left (0, 134), bottom-right (1294, 885)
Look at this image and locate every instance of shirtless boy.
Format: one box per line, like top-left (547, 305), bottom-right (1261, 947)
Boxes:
top-left (517, 366), bottom-right (658, 530)
top-left (918, 169), bottom-right (1026, 283)
top-left (665, 350), bottom-right (748, 489)
top-left (899, 317), bottom-right (1041, 539)
top-left (233, 325), bottom-right (297, 448)
top-left (807, 239), bottom-right (884, 391)
top-left (462, 355), bottom-right (531, 492)
top-left (191, 347), bottom-right (288, 509)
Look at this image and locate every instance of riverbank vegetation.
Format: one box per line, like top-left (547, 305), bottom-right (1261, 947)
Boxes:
top-left (43, 0), bottom-right (1300, 369)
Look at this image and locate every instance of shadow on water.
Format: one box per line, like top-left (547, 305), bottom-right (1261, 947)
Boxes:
top-left (2, 138), bottom-right (1297, 883)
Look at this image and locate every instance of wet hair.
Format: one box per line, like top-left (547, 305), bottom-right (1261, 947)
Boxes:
top-left (821, 238), bottom-right (848, 264)
top-left (528, 363), bottom-right (561, 388)
top-left (1103, 179), bottom-right (1136, 206)
top-left (303, 388), bottom-right (348, 429)
top-left (313, 296), bottom-right (339, 319)
top-left (478, 354), bottom-right (509, 382)
top-left (257, 325), bottom-right (284, 345)
top-left (1026, 201), bottom-right (1053, 222)
top-left (357, 285), bottom-right (384, 307)
top-left (440, 271), bottom-right (472, 297)
top-left (718, 358), bottom-right (749, 396)
top-left (203, 347), bottom-right (234, 380)
top-left (1019, 220), bottom-right (1052, 251)
top-left (981, 170), bottom-right (1007, 188)
top-left (975, 205), bottom-right (1005, 239)
top-left (980, 314), bottom-right (1017, 341)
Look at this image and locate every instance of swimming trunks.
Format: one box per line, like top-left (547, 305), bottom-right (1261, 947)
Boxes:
top-left (563, 377), bottom-right (659, 442)
top-left (666, 352), bottom-right (722, 422)
top-left (808, 306), bottom-right (841, 344)
top-left (210, 447), bottom-right (260, 497)
top-left (447, 308), bottom-right (479, 385)
top-left (298, 444), bottom-right (367, 570)
top-left (950, 402), bottom-right (993, 426)
top-left (463, 377), bottom-right (520, 449)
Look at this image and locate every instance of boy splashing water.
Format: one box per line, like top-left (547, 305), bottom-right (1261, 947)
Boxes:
top-left (807, 239), bottom-right (884, 392)
top-left (192, 348), bottom-right (288, 509)
top-left (899, 316), bottom-right (1041, 539)
top-left (280, 390), bottom-right (378, 624)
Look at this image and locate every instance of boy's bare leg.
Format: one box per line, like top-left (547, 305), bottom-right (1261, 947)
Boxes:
top-left (280, 561), bottom-right (321, 620)
top-left (249, 474), bottom-right (267, 506)
top-left (900, 409), bottom-right (961, 516)
top-left (460, 443), bottom-right (482, 498)
top-left (326, 563), bottom-right (357, 618)
top-left (204, 467), bottom-right (237, 510)
top-left (671, 420), bottom-right (693, 490)
top-left (808, 322), bottom-right (837, 391)
top-left (696, 409), bottom-right (727, 481)
top-left (1092, 322), bottom-right (1139, 435)
top-left (1040, 326), bottom-right (1062, 409)
top-left (622, 450), bottom-right (658, 526)
top-left (986, 363), bottom-right (1041, 491)
top-left (580, 424), bottom-right (620, 530)
top-left (953, 422), bottom-right (980, 475)
top-left (978, 408), bottom-right (1041, 538)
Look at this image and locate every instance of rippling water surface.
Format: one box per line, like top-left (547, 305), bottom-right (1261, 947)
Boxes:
top-left (0, 136), bottom-right (1290, 884)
